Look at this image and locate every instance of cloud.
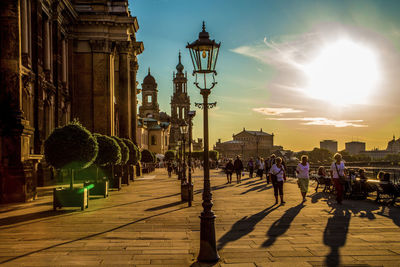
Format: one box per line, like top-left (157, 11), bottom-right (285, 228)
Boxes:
top-left (266, 117), bottom-right (367, 128)
top-left (253, 107), bottom-right (304, 116)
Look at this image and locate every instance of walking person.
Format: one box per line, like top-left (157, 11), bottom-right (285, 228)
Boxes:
top-left (330, 153), bottom-right (346, 205)
top-left (264, 157), bottom-right (270, 182)
top-left (258, 158), bottom-right (265, 179)
top-left (269, 157), bottom-right (286, 205)
top-left (225, 159), bottom-right (234, 184)
top-left (167, 161), bottom-right (173, 178)
top-left (267, 154), bottom-right (276, 184)
top-left (247, 158), bottom-right (255, 178)
top-left (233, 156), bottom-right (244, 184)
top-left (296, 155), bottom-right (310, 202)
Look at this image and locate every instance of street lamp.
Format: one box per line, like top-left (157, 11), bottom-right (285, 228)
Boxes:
top-left (187, 21), bottom-right (221, 262)
top-left (177, 141), bottom-right (182, 180)
top-left (180, 121), bottom-right (188, 184)
top-left (187, 111), bottom-right (196, 207)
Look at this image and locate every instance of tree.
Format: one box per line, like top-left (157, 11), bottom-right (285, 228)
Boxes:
top-left (141, 149), bottom-right (155, 163)
top-left (307, 148), bottom-right (333, 164)
top-left (93, 134), bottom-right (121, 166)
top-left (44, 120), bottom-right (98, 189)
top-left (122, 138), bottom-right (140, 165)
top-left (111, 136), bottom-right (129, 165)
top-left (164, 150), bottom-right (176, 162)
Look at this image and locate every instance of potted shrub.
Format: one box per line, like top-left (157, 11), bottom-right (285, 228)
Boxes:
top-left (111, 136), bottom-right (129, 186)
top-left (141, 149), bottom-right (154, 173)
top-left (164, 150), bottom-right (176, 162)
top-left (83, 134), bottom-right (121, 197)
top-left (44, 120), bottom-right (98, 210)
top-left (122, 138), bottom-right (139, 182)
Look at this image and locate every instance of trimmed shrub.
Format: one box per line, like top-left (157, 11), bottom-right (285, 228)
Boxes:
top-left (209, 150), bottom-right (220, 161)
top-left (111, 136), bottom-right (129, 165)
top-left (44, 120), bottom-right (98, 170)
top-left (122, 138), bottom-right (140, 165)
top-left (141, 149), bottom-right (155, 163)
top-left (164, 150), bottom-right (176, 162)
top-left (93, 134), bottom-right (121, 166)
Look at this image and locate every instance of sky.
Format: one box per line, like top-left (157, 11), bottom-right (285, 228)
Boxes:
top-left (130, 0), bottom-right (400, 152)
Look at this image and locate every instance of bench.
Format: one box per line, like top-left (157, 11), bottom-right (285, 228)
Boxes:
top-left (313, 175), bottom-right (333, 193)
top-left (375, 182), bottom-right (399, 205)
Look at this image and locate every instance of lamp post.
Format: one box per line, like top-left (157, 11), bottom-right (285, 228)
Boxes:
top-left (180, 121), bottom-right (188, 184)
top-left (187, 21), bottom-right (221, 262)
top-left (177, 141), bottom-right (182, 180)
top-left (187, 111), bottom-right (196, 207)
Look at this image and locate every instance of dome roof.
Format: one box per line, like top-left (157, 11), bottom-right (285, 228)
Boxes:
top-left (143, 68), bottom-right (156, 84)
top-left (176, 52), bottom-right (184, 73)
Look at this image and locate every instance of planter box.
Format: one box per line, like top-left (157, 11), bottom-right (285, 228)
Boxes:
top-left (84, 179), bottom-right (108, 198)
top-left (53, 187), bottom-right (88, 211)
top-left (136, 163), bottom-right (142, 177)
top-left (110, 176), bottom-right (122, 191)
top-left (181, 183), bottom-right (193, 202)
top-left (129, 165), bottom-right (137, 181)
top-left (121, 165), bottom-right (129, 185)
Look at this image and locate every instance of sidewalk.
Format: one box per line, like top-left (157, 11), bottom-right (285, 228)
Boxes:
top-left (0, 169), bottom-right (399, 266)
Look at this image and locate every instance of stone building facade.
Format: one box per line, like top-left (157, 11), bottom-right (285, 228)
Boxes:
top-left (0, 0), bottom-right (143, 203)
top-left (169, 52), bottom-right (190, 149)
top-left (137, 72), bottom-right (170, 154)
top-left (214, 128), bottom-right (274, 160)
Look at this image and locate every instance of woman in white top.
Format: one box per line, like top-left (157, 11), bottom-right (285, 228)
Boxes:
top-left (296, 155), bottom-right (310, 202)
top-left (269, 157), bottom-right (286, 205)
top-left (330, 153), bottom-right (346, 204)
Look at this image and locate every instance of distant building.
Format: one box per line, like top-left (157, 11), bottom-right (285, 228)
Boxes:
top-left (345, 141), bottom-right (366, 155)
top-left (359, 149), bottom-right (390, 160)
top-left (169, 52), bottom-right (191, 149)
top-left (193, 138), bottom-right (203, 151)
top-left (214, 128), bottom-right (274, 159)
top-left (387, 135), bottom-right (400, 153)
top-left (137, 71), bottom-right (170, 154)
top-left (320, 140), bottom-right (338, 153)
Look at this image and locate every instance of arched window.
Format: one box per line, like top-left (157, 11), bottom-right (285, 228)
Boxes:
top-left (147, 95), bottom-right (152, 103)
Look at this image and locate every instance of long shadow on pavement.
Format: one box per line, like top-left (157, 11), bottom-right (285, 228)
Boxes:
top-left (0, 210), bottom-right (75, 227)
top-left (262, 203), bottom-right (305, 247)
top-left (218, 204), bottom-right (280, 250)
top-left (145, 200), bottom-right (183, 211)
top-left (0, 206), bottom-right (187, 265)
top-left (240, 184), bottom-right (272, 195)
top-left (323, 197), bottom-right (379, 267)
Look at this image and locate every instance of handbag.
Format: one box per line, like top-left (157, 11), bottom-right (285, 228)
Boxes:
top-left (335, 163), bottom-right (346, 184)
top-left (271, 167), bottom-right (283, 184)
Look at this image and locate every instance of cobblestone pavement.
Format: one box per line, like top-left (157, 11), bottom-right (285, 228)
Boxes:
top-left (0, 169), bottom-right (399, 266)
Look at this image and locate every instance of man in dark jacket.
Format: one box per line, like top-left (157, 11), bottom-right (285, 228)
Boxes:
top-left (233, 156), bottom-right (244, 184)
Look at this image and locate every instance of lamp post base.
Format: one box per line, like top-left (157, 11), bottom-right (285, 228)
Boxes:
top-left (197, 213), bottom-right (220, 262)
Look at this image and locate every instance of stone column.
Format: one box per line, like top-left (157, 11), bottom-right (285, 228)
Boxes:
top-left (130, 58), bottom-right (138, 143)
top-left (61, 38), bottom-right (67, 84)
top-left (117, 42), bottom-right (131, 139)
top-left (21, 0), bottom-right (28, 55)
top-left (43, 18), bottom-right (50, 71)
top-left (89, 39), bottom-right (115, 136)
top-left (0, 0), bottom-right (36, 203)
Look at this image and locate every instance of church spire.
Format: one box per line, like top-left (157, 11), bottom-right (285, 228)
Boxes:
top-left (148, 67), bottom-right (151, 75)
top-left (176, 51), bottom-right (184, 73)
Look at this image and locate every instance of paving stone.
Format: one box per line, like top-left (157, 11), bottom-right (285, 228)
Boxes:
top-left (0, 169), bottom-right (398, 266)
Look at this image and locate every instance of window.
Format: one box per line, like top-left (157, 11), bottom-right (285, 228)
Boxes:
top-left (147, 95), bottom-right (152, 103)
top-left (151, 135), bottom-right (157, 145)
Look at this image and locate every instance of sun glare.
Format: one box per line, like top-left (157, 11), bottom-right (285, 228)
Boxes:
top-left (304, 39), bottom-right (380, 106)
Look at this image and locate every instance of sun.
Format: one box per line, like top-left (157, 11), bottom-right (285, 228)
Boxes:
top-left (304, 39), bottom-right (380, 106)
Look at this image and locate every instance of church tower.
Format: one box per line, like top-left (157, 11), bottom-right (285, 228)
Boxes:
top-left (139, 68), bottom-right (160, 120)
top-left (169, 52), bottom-right (191, 149)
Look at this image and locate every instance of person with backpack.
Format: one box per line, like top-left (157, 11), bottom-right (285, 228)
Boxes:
top-left (233, 155), bottom-right (244, 184)
top-left (269, 157), bottom-right (286, 205)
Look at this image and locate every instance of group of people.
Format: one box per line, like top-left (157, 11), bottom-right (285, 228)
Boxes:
top-left (225, 154), bottom-right (289, 205)
top-left (224, 152), bottom-right (397, 206)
